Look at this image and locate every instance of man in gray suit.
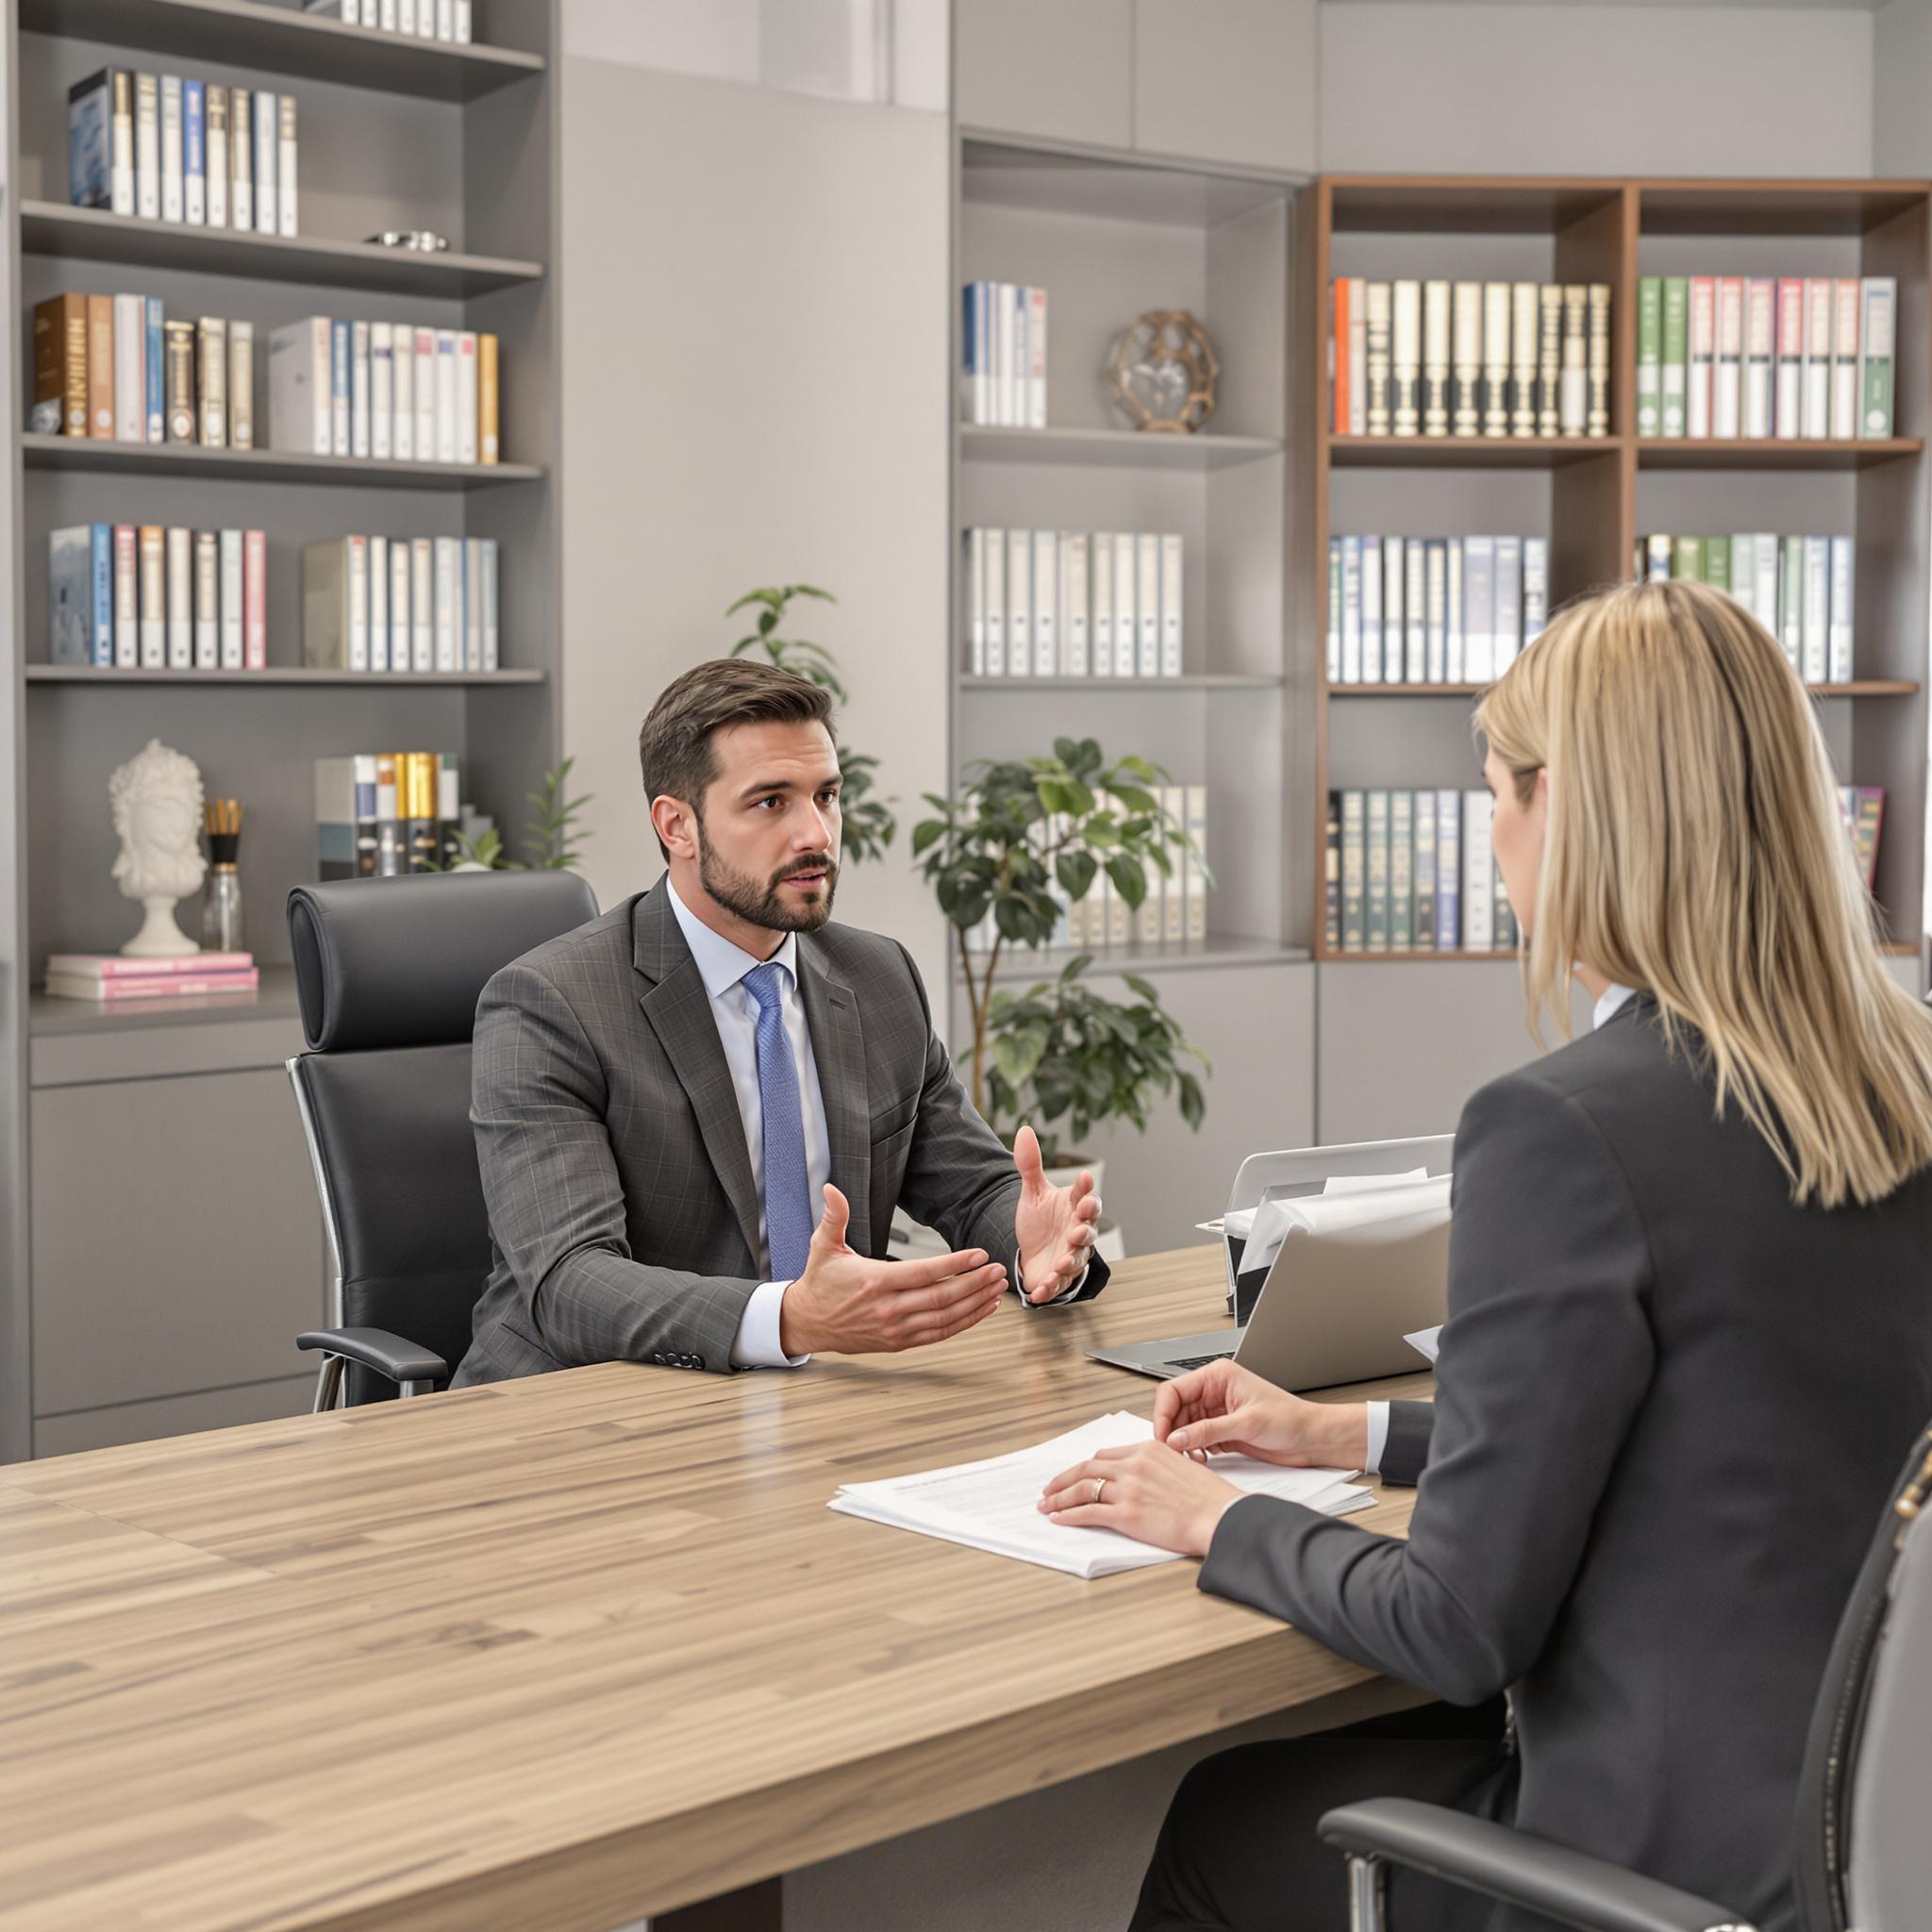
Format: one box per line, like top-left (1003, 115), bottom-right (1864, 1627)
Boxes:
top-left (452, 658), bottom-right (1106, 1386)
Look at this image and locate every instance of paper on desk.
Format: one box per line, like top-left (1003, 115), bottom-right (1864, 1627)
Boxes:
top-left (1240, 1171), bottom-right (1449, 1278)
top-left (1199, 1168), bottom-right (1432, 1241)
top-left (829, 1412), bottom-right (1373, 1580)
top-left (1404, 1325), bottom-right (1442, 1363)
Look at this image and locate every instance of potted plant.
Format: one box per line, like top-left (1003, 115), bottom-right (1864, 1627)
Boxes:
top-left (911, 737), bottom-right (1210, 1232)
top-left (445, 758), bottom-right (592, 872)
top-left (725, 584), bottom-right (895, 864)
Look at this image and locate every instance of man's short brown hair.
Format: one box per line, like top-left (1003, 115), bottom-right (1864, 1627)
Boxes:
top-left (639, 658), bottom-right (835, 858)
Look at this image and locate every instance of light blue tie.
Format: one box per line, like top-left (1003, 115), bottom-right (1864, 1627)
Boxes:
top-left (742, 961), bottom-right (814, 1281)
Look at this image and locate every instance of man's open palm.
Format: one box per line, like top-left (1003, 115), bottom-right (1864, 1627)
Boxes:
top-left (1011, 1124), bottom-right (1101, 1303)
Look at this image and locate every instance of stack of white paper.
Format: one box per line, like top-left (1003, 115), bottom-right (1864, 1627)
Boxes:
top-left (829, 1412), bottom-right (1374, 1580)
top-left (1236, 1170), bottom-right (1448, 1277)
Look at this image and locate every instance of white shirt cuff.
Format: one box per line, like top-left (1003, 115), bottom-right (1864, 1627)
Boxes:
top-left (1017, 1258), bottom-right (1088, 1307)
top-left (729, 1280), bottom-right (811, 1369)
top-left (1364, 1400), bottom-right (1391, 1476)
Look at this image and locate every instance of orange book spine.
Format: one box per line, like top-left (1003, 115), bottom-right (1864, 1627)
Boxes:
top-left (477, 331), bottom-right (499, 463)
top-left (1332, 279), bottom-right (1351, 437)
top-left (86, 294), bottom-right (115, 439)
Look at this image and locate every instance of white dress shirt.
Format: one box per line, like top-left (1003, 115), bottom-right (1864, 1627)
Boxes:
top-left (1361, 981), bottom-right (1637, 1474)
top-left (666, 881), bottom-right (827, 1370)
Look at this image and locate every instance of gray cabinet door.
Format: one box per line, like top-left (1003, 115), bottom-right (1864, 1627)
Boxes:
top-left (1132, 0), bottom-right (1315, 174)
top-left (31, 1068), bottom-right (327, 1419)
top-left (956, 0), bottom-right (1133, 149)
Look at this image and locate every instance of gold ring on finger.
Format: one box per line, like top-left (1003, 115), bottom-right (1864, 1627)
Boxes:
top-left (1092, 1477), bottom-right (1108, 1505)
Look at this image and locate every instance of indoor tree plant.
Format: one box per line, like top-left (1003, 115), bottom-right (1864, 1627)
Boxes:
top-left (911, 736), bottom-right (1210, 1208)
top-left (725, 584), bottom-right (895, 864)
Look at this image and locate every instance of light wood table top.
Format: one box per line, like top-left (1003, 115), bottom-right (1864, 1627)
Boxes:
top-left (0, 1245), bottom-right (1431, 1932)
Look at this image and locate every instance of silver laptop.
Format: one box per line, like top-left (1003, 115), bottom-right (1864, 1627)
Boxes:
top-left (1091, 1133), bottom-right (1454, 1391)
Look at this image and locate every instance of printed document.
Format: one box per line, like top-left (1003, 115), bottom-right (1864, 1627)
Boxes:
top-left (830, 1411), bottom-right (1374, 1580)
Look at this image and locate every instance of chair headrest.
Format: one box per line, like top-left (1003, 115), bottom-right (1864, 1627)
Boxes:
top-left (289, 872), bottom-right (599, 1052)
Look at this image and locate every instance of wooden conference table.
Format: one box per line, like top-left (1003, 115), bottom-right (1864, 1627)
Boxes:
top-left (0, 1245), bottom-right (1431, 1932)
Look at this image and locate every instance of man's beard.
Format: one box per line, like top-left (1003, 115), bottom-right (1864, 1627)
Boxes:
top-left (696, 827), bottom-right (839, 933)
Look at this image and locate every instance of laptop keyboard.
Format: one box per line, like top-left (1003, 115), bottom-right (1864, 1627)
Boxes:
top-left (1167, 1351), bottom-right (1236, 1372)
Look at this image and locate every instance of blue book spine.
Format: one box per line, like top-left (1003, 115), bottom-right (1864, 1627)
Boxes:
top-left (1435, 789), bottom-right (1460, 950)
top-left (67, 72), bottom-right (111, 208)
top-left (962, 282), bottom-right (976, 398)
top-left (91, 525), bottom-right (114, 666)
top-left (330, 317), bottom-right (351, 454)
top-left (144, 297), bottom-right (165, 442)
top-left (182, 79), bottom-right (204, 220)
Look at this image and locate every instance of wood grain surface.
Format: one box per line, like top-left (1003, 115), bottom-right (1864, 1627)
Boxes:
top-left (0, 1245), bottom-right (1430, 1932)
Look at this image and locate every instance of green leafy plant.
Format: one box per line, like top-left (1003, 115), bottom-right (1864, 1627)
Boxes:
top-left (726, 585), bottom-right (896, 864)
top-left (911, 735), bottom-right (1211, 1152)
top-left (986, 957), bottom-right (1208, 1166)
top-left (440, 759), bottom-right (591, 872)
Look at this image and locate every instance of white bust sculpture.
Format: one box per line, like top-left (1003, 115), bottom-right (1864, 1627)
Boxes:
top-left (110, 739), bottom-right (207, 957)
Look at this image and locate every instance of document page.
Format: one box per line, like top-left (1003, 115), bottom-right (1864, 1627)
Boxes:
top-left (830, 1412), bottom-right (1374, 1580)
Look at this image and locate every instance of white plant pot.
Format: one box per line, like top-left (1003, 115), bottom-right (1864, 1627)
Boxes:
top-left (1041, 1155), bottom-right (1105, 1196)
top-left (1092, 1214), bottom-right (1126, 1266)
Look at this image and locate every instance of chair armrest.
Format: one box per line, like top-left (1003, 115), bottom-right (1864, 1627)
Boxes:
top-left (297, 1327), bottom-right (448, 1389)
top-left (1318, 1801), bottom-right (1755, 1932)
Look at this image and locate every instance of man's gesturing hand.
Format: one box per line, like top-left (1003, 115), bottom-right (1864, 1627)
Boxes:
top-left (1012, 1123), bottom-right (1101, 1304)
top-left (778, 1184), bottom-right (1008, 1357)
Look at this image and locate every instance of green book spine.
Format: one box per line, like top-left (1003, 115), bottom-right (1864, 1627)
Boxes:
top-left (1365, 789), bottom-right (1390, 953)
top-left (1390, 790), bottom-right (1413, 949)
top-left (1704, 539), bottom-right (1729, 593)
top-left (1412, 789), bottom-right (1437, 950)
top-left (1860, 277), bottom-right (1895, 439)
top-left (1660, 277), bottom-right (1690, 437)
top-left (1779, 537), bottom-right (1805, 668)
top-left (1341, 790), bottom-right (1365, 951)
top-left (1674, 536), bottom-right (1705, 582)
top-left (1636, 276), bottom-right (1662, 437)
top-left (1324, 792), bottom-right (1341, 951)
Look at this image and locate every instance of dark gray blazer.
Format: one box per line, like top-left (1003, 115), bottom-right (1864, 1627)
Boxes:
top-left (452, 884), bottom-right (1104, 1385)
top-left (1202, 995), bottom-right (1932, 1931)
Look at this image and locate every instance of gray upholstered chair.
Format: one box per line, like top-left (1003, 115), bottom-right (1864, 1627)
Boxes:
top-left (285, 870), bottom-right (598, 1409)
top-left (1320, 1420), bottom-right (1932, 1932)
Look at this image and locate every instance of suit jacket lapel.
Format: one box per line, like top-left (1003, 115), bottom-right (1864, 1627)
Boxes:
top-left (632, 886), bottom-right (764, 1270)
top-left (797, 937), bottom-right (872, 1256)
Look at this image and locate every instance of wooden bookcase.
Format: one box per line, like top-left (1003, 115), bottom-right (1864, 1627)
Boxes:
top-left (1300, 175), bottom-right (1931, 963)
top-left (0, 0), bottom-right (560, 1458)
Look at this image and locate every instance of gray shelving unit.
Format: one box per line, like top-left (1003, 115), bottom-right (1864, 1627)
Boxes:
top-left (0, 0), bottom-right (562, 1459)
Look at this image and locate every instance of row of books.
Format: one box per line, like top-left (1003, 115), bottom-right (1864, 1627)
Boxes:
top-left (33, 294), bottom-right (253, 446)
top-left (42, 950), bottom-right (258, 1004)
top-left (1330, 279), bottom-right (1611, 440)
top-left (303, 536), bottom-right (500, 675)
top-left (963, 529), bottom-right (1183, 679)
top-left (958, 792), bottom-right (1210, 953)
top-left (269, 317), bottom-right (500, 464)
top-left (315, 753), bottom-right (468, 877)
top-left (1637, 275), bottom-right (1894, 441)
top-left (1326, 790), bottom-right (1517, 955)
top-left (306, 0), bottom-right (475, 38)
top-left (51, 524), bottom-right (265, 671)
top-left (69, 70), bottom-right (298, 235)
top-left (960, 282), bottom-right (1047, 428)
top-left (1840, 788), bottom-right (1885, 890)
top-left (1637, 533), bottom-right (1856, 684)
top-left (1326, 535), bottom-right (1547, 686)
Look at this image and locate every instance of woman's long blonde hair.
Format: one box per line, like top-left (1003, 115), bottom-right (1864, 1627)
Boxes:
top-left (1476, 577), bottom-right (1932, 1208)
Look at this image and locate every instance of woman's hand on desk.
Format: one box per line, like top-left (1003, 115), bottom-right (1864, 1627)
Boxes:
top-left (1038, 1441), bottom-right (1242, 1557)
top-left (1155, 1361), bottom-right (1370, 1473)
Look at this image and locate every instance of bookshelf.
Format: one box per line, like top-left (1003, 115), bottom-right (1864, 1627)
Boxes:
top-left (1303, 175), bottom-right (1932, 965)
top-left (0, 0), bottom-right (561, 1458)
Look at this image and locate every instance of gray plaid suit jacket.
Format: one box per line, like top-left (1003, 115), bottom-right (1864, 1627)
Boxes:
top-left (451, 882), bottom-right (1107, 1384)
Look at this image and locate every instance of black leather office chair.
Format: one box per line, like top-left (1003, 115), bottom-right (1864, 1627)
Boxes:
top-left (1320, 1418), bottom-right (1932, 1932)
top-left (286, 870), bottom-right (599, 1409)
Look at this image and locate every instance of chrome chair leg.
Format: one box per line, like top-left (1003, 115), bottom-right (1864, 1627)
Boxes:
top-left (311, 1355), bottom-right (344, 1414)
top-left (1346, 1853), bottom-right (1387, 1932)
top-left (398, 1378), bottom-right (435, 1399)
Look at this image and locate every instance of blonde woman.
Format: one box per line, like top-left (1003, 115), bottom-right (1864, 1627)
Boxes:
top-left (1041, 580), bottom-right (1932, 1931)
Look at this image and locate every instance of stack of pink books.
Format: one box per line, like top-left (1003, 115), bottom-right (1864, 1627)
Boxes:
top-left (42, 952), bottom-right (258, 1002)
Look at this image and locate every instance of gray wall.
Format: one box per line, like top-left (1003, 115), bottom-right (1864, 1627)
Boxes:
top-left (1319, 2), bottom-right (1876, 175)
top-left (556, 58), bottom-right (952, 999)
